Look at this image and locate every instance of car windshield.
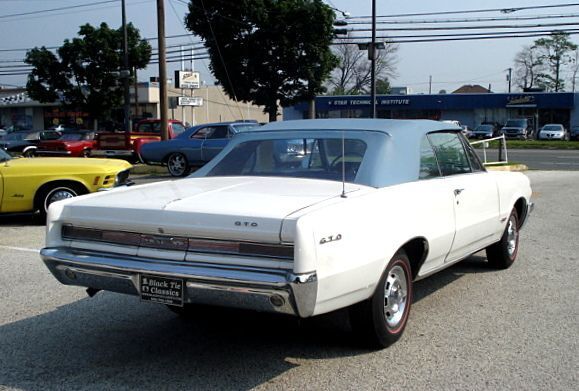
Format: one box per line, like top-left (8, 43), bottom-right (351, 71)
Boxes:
top-left (505, 119), bottom-right (527, 127)
top-left (542, 125), bottom-right (561, 131)
top-left (206, 137), bottom-right (368, 183)
top-left (0, 148), bottom-right (11, 161)
top-left (476, 125), bottom-right (493, 131)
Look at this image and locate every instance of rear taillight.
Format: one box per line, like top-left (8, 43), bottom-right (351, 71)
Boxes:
top-left (62, 225), bottom-right (294, 260)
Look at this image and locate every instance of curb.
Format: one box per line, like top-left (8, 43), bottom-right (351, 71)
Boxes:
top-left (130, 164), bottom-right (168, 175)
top-left (486, 164), bottom-right (528, 172)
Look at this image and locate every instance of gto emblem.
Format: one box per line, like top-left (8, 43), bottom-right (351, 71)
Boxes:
top-left (320, 234), bottom-right (342, 245)
top-left (235, 221), bottom-right (258, 227)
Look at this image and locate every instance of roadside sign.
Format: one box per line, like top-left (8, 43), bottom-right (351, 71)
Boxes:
top-left (178, 96), bottom-right (203, 106)
top-left (175, 71), bottom-right (200, 89)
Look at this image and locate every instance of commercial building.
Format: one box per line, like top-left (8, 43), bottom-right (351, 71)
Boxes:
top-left (0, 83), bottom-right (272, 131)
top-left (284, 92), bottom-right (578, 131)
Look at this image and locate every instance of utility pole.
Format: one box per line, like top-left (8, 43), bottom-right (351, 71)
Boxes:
top-left (121, 0), bottom-right (131, 134)
top-left (370, 0), bottom-right (377, 118)
top-left (157, 0), bottom-right (169, 140)
top-left (429, 75), bottom-right (432, 94)
top-left (133, 67), bottom-right (139, 118)
top-left (507, 67), bottom-right (512, 93)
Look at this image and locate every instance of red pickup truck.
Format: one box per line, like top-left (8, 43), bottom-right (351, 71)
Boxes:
top-left (91, 119), bottom-right (187, 161)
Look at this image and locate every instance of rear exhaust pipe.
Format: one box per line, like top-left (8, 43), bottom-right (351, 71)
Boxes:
top-left (86, 287), bottom-right (101, 298)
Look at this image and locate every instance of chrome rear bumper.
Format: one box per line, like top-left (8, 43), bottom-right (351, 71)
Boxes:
top-left (40, 247), bottom-right (317, 317)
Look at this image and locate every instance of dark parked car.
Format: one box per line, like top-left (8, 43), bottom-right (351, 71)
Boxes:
top-left (0, 130), bottom-right (61, 156)
top-left (570, 125), bottom-right (579, 141)
top-left (140, 121), bottom-right (260, 176)
top-left (501, 118), bottom-right (533, 140)
top-left (471, 124), bottom-right (496, 139)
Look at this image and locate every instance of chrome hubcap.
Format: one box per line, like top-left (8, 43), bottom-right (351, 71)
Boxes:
top-left (169, 155), bottom-right (185, 174)
top-left (383, 265), bottom-right (408, 328)
top-left (506, 216), bottom-right (518, 257)
top-left (45, 189), bottom-right (76, 211)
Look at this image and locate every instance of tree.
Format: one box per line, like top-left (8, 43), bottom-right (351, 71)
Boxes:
top-left (185, 0), bottom-right (338, 121)
top-left (328, 39), bottom-right (398, 95)
top-left (375, 78), bottom-right (391, 94)
top-left (513, 45), bottom-right (544, 91)
top-left (534, 32), bottom-right (577, 92)
top-left (25, 23), bottom-right (151, 125)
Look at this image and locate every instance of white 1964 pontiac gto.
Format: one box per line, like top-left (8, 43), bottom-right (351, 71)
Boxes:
top-left (41, 119), bottom-right (532, 348)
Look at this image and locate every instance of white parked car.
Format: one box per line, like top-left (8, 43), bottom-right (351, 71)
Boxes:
top-left (538, 124), bottom-right (568, 140)
top-left (442, 119), bottom-right (471, 137)
top-left (41, 119), bottom-right (533, 348)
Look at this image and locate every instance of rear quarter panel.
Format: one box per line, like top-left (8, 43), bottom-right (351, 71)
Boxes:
top-left (286, 180), bottom-right (456, 315)
top-left (487, 171), bottom-right (532, 222)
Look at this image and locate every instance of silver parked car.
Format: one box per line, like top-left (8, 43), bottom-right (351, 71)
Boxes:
top-left (538, 124), bottom-right (568, 141)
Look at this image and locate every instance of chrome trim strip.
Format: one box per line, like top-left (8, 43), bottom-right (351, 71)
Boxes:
top-left (62, 225), bottom-right (294, 260)
top-left (41, 247), bottom-right (316, 317)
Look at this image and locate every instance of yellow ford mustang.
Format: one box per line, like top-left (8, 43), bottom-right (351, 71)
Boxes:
top-left (0, 148), bottom-right (132, 219)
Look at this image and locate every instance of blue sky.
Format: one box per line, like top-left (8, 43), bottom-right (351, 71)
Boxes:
top-left (0, 0), bottom-right (577, 93)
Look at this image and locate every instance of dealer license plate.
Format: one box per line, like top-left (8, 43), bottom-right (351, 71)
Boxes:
top-left (139, 274), bottom-right (184, 307)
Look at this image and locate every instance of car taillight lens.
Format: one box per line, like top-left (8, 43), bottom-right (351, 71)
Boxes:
top-left (61, 225), bottom-right (293, 260)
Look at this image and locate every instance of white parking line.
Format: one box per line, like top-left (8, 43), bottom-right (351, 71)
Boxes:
top-left (0, 245), bottom-right (39, 253)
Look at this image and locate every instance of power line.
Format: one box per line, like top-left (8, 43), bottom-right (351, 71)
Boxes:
top-left (345, 12), bottom-right (579, 25)
top-left (0, 0), bottom-right (119, 20)
top-left (0, 55), bottom-right (213, 76)
top-left (347, 21), bottom-right (579, 33)
top-left (347, 2), bottom-right (579, 20)
top-left (339, 28), bottom-right (579, 40)
top-left (334, 30), bottom-right (579, 45)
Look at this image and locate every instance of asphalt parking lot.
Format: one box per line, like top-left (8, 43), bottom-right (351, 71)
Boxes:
top-left (0, 171), bottom-right (577, 390)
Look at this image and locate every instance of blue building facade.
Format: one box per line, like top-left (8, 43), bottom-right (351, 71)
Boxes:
top-left (284, 92), bottom-right (578, 131)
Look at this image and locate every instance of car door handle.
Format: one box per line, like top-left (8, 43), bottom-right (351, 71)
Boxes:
top-left (454, 188), bottom-right (464, 196)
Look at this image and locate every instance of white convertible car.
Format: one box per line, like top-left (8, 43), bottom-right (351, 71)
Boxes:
top-left (41, 119), bottom-right (533, 348)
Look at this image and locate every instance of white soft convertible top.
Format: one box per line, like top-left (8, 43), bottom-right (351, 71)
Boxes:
top-left (254, 118), bottom-right (461, 138)
top-left (195, 118), bottom-right (463, 188)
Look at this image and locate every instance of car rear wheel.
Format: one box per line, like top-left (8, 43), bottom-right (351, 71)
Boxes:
top-left (349, 250), bottom-right (413, 348)
top-left (486, 208), bottom-right (519, 269)
top-left (167, 152), bottom-right (191, 177)
top-left (22, 148), bottom-right (36, 157)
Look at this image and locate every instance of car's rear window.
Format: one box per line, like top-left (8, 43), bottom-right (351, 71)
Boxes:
top-left (59, 133), bottom-right (84, 141)
top-left (232, 124), bottom-right (259, 133)
top-left (206, 137), bottom-right (367, 183)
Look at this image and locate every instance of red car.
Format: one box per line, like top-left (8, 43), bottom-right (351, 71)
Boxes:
top-left (35, 130), bottom-right (97, 157)
top-left (91, 119), bottom-right (186, 161)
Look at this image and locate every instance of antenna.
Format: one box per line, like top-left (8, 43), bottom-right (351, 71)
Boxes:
top-left (341, 130), bottom-right (347, 198)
